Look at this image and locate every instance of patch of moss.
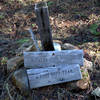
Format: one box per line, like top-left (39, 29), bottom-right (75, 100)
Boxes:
top-left (83, 72), bottom-right (89, 79)
top-left (16, 38), bottom-right (30, 44)
top-left (93, 82), bottom-right (97, 86)
top-left (89, 23), bottom-right (100, 35)
top-left (0, 14), bottom-right (4, 19)
top-left (47, 1), bottom-right (54, 6)
top-left (1, 57), bottom-right (8, 65)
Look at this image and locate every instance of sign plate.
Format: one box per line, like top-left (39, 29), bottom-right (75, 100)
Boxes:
top-left (27, 64), bottom-right (82, 88)
top-left (24, 50), bottom-right (83, 68)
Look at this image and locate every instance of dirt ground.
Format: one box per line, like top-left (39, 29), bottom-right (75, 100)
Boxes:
top-left (0, 0), bottom-right (100, 100)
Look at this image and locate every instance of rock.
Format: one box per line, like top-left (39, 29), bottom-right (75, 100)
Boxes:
top-left (16, 41), bottom-right (37, 56)
top-left (53, 40), bottom-right (62, 44)
top-left (91, 87), bottom-right (100, 97)
top-left (66, 67), bottom-right (90, 91)
top-left (53, 42), bottom-right (61, 51)
top-left (12, 68), bottom-right (31, 96)
top-left (84, 58), bottom-right (93, 71)
top-left (62, 43), bottom-right (78, 50)
top-left (25, 44), bottom-right (37, 52)
top-left (7, 56), bottom-right (24, 72)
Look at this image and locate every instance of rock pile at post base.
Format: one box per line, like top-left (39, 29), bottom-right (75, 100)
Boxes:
top-left (8, 43), bottom-right (92, 95)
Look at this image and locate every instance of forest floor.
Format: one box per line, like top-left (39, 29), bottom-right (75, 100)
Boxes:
top-left (0, 0), bottom-right (100, 100)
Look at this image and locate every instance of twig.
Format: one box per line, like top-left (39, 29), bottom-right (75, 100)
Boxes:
top-left (1, 69), bottom-right (18, 98)
top-left (6, 83), bottom-right (14, 100)
top-left (28, 28), bottom-right (40, 51)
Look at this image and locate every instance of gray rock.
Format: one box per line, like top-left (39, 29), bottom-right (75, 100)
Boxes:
top-left (12, 68), bottom-right (31, 96)
top-left (62, 43), bottom-right (78, 50)
top-left (17, 44), bottom-right (37, 56)
top-left (16, 41), bottom-right (37, 55)
top-left (92, 87), bottom-right (100, 97)
top-left (53, 40), bottom-right (62, 44)
top-left (53, 42), bottom-right (61, 51)
top-left (7, 56), bottom-right (24, 72)
top-left (84, 58), bottom-right (93, 71)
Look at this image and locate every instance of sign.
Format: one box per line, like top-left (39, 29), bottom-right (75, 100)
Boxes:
top-left (24, 50), bottom-right (84, 88)
top-left (27, 64), bottom-right (82, 88)
top-left (24, 50), bottom-right (84, 69)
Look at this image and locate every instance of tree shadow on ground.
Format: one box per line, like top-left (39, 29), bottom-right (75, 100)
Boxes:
top-left (49, 0), bottom-right (100, 46)
top-left (53, 23), bottom-right (100, 47)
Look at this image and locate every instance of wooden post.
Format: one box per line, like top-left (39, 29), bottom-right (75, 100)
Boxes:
top-left (35, 2), bottom-right (54, 51)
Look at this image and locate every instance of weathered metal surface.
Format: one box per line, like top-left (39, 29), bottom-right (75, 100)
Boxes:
top-left (24, 50), bottom-right (84, 68)
top-left (27, 64), bottom-right (82, 88)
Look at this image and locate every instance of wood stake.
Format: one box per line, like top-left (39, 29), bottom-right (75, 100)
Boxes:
top-left (35, 2), bottom-right (54, 51)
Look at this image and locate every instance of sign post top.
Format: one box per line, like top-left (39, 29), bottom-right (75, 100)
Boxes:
top-left (35, 2), bottom-right (47, 9)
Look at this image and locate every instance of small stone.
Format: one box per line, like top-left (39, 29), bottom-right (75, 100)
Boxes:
top-left (91, 87), bottom-right (100, 97)
top-left (53, 40), bottom-right (62, 44)
top-left (53, 42), bottom-right (61, 51)
top-left (62, 43), bottom-right (78, 50)
top-left (12, 68), bottom-right (31, 96)
top-left (7, 56), bottom-right (24, 72)
top-left (84, 58), bottom-right (93, 71)
top-left (16, 41), bottom-right (37, 56)
top-left (25, 45), bottom-right (37, 52)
